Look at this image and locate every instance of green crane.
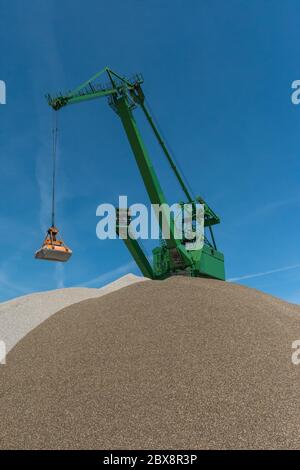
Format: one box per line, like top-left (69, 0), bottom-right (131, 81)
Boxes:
top-left (47, 67), bottom-right (225, 281)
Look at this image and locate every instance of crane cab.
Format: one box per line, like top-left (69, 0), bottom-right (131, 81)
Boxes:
top-left (35, 226), bottom-right (72, 262)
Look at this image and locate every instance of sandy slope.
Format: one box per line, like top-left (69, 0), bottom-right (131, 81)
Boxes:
top-left (1, 276), bottom-right (300, 449)
top-left (0, 273), bottom-right (147, 353)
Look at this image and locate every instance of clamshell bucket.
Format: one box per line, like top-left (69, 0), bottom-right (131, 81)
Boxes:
top-left (35, 226), bottom-right (72, 262)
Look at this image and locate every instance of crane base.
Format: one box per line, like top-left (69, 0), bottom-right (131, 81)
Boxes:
top-left (197, 245), bottom-right (225, 280)
top-left (153, 244), bottom-right (225, 281)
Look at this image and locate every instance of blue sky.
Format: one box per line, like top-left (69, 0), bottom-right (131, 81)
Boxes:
top-left (0, 0), bottom-right (300, 302)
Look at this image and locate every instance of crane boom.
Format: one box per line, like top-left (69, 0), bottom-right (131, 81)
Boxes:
top-left (47, 67), bottom-right (225, 281)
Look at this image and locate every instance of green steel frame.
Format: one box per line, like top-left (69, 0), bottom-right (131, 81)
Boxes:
top-left (47, 67), bottom-right (225, 281)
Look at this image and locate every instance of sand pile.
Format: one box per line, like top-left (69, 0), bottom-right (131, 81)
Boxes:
top-left (1, 276), bottom-right (300, 449)
top-left (0, 273), bottom-right (146, 353)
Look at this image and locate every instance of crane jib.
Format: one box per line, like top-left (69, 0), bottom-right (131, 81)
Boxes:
top-left (46, 67), bottom-right (225, 281)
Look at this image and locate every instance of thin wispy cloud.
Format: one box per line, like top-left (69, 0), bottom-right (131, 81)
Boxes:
top-left (0, 247), bottom-right (32, 298)
top-left (228, 263), bottom-right (300, 282)
top-left (249, 198), bottom-right (298, 219)
top-left (35, 145), bottom-right (52, 232)
top-left (54, 263), bottom-right (65, 289)
top-left (21, 2), bottom-right (67, 233)
top-left (230, 197), bottom-right (300, 230)
top-left (80, 260), bottom-right (136, 288)
top-left (0, 270), bottom-right (28, 296)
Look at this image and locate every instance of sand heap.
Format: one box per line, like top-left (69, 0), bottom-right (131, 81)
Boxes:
top-left (1, 276), bottom-right (300, 449)
top-left (0, 273), bottom-right (147, 353)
